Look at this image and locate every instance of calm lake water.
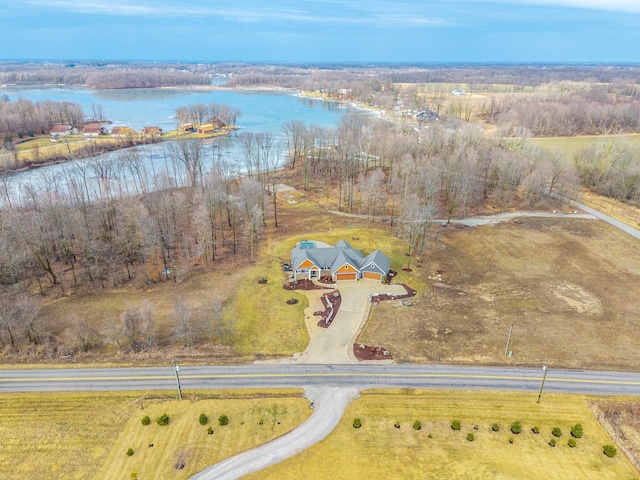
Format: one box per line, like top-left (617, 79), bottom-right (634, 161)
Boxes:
top-left (0, 86), bottom-right (356, 202)
top-left (0, 85), bottom-right (348, 133)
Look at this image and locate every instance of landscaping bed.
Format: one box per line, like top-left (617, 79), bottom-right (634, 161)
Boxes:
top-left (314, 290), bottom-right (342, 328)
top-left (370, 284), bottom-right (417, 305)
top-left (283, 279), bottom-right (332, 291)
top-left (353, 344), bottom-right (393, 361)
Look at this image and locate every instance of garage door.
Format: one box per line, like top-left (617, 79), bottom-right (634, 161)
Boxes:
top-left (363, 271), bottom-right (381, 280)
top-left (336, 273), bottom-right (357, 280)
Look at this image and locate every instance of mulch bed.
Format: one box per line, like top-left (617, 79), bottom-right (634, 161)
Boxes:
top-left (384, 269), bottom-right (398, 284)
top-left (370, 283), bottom-right (417, 305)
top-left (314, 290), bottom-right (341, 328)
top-left (353, 344), bottom-right (393, 361)
top-left (283, 279), bottom-right (332, 291)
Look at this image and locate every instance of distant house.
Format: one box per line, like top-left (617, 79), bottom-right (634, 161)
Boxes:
top-left (142, 126), bottom-right (162, 137)
top-left (110, 126), bottom-right (135, 138)
top-left (178, 123), bottom-right (195, 133)
top-left (50, 124), bottom-right (77, 136)
top-left (451, 89), bottom-right (466, 96)
top-left (197, 123), bottom-right (215, 134)
top-left (82, 124), bottom-right (107, 137)
top-left (291, 239), bottom-right (391, 283)
top-left (415, 110), bottom-right (439, 122)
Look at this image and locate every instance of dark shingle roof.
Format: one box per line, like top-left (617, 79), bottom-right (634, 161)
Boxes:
top-left (291, 240), bottom-right (390, 276)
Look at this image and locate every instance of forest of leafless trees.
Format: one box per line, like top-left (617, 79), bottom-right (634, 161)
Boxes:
top-left (0, 97), bottom-right (85, 137)
top-left (0, 62), bottom-right (211, 88)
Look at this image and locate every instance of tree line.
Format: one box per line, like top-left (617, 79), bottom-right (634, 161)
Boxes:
top-left (0, 97), bottom-right (85, 138)
top-left (485, 86), bottom-right (640, 137)
top-left (0, 65), bottom-right (211, 88)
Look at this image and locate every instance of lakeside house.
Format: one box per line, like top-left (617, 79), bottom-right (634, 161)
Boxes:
top-left (110, 126), bottom-right (135, 138)
top-left (197, 123), bottom-right (215, 134)
top-left (50, 124), bottom-right (77, 136)
top-left (291, 239), bottom-right (390, 282)
top-left (142, 126), bottom-right (162, 137)
top-left (82, 124), bottom-right (108, 137)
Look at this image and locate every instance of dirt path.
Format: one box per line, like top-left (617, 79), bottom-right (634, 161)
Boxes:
top-left (443, 211), bottom-right (596, 226)
top-left (189, 386), bottom-right (360, 480)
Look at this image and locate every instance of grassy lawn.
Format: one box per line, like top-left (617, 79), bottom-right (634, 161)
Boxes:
top-left (0, 389), bottom-right (309, 480)
top-left (0, 391), bottom-right (142, 480)
top-left (360, 217), bottom-right (640, 370)
top-left (94, 390), bottom-right (309, 480)
top-left (247, 390), bottom-right (639, 480)
top-left (228, 223), bottom-right (420, 356)
top-left (529, 134), bottom-right (640, 160)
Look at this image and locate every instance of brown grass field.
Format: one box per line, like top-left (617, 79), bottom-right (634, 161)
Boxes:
top-left (360, 216), bottom-right (640, 370)
top-left (248, 390), bottom-right (639, 480)
top-left (0, 389), bottom-right (308, 480)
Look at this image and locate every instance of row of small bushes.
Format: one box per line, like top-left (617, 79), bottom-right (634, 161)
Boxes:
top-left (451, 420), bottom-right (584, 439)
top-left (140, 413), bottom-right (230, 427)
top-left (351, 418), bottom-right (616, 457)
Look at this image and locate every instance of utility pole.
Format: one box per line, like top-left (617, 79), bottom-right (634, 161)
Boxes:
top-left (504, 323), bottom-right (514, 356)
top-left (537, 360), bottom-right (550, 404)
top-left (172, 357), bottom-right (183, 400)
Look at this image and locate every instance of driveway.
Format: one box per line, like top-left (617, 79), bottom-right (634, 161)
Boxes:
top-left (286, 279), bottom-right (408, 364)
top-left (189, 386), bottom-right (360, 480)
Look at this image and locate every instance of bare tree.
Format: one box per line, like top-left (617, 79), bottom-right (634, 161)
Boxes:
top-left (120, 300), bottom-right (156, 352)
top-left (171, 297), bottom-right (196, 350)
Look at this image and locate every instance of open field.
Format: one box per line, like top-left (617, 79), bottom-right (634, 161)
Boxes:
top-left (248, 390), bottom-right (639, 480)
top-left (530, 134), bottom-right (640, 160)
top-left (0, 389), bottom-right (308, 480)
top-left (360, 217), bottom-right (640, 370)
top-left (94, 390), bottom-right (309, 480)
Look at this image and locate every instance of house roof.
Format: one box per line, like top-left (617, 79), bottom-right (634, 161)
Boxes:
top-left (291, 240), bottom-right (390, 276)
top-left (82, 124), bottom-right (102, 133)
top-left (111, 126), bottom-right (132, 135)
top-left (51, 124), bottom-right (72, 133)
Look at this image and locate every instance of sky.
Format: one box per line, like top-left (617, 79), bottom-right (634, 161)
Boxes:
top-left (1, 0), bottom-right (640, 63)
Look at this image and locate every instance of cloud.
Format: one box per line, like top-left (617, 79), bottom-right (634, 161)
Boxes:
top-left (18, 0), bottom-right (451, 27)
top-left (461, 0), bottom-right (640, 15)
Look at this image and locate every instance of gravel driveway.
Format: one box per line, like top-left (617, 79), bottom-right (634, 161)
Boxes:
top-left (189, 386), bottom-right (360, 480)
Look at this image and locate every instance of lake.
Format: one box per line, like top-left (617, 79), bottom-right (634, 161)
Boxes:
top-left (0, 86), bottom-right (357, 203)
top-left (0, 85), bottom-right (349, 133)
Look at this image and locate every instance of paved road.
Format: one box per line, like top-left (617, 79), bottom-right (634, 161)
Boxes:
top-left (564, 197), bottom-right (640, 240)
top-left (3, 364), bottom-right (640, 396)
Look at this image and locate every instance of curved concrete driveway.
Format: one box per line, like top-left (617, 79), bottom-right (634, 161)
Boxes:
top-left (287, 280), bottom-right (408, 364)
top-left (190, 386), bottom-right (360, 480)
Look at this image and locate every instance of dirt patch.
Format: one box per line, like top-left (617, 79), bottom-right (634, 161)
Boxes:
top-left (314, 290), bottom-right (342, 328)
top-left (353, 343), bottom-right (393, 361)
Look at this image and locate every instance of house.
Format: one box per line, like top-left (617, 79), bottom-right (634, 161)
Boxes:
top-left (197, 123), bottom-right (215, 134)
top-left (451, 89), bottom-right (466, 96)
top-left (82, 123), bottom-right (107, 137)
top-left (110, 126), bottom-right (135, 138)
top-left (178, 123), bottom-right (195, 133)
top-left (50, 124), bottom-right (77, 138)
top-left (291, 239), bottom-right (391, 283)
top-left (142, 126), bottom-right (162, 137)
